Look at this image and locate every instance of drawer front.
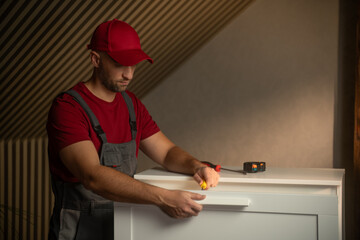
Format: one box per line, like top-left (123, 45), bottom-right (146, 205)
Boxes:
top-left (196, 191), bottom-right (338, 215)
top-left (115, 192), bottom-right (339, 240)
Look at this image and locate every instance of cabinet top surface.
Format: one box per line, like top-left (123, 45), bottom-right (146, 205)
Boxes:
top-left (135, 167), bottom-right (345, 186)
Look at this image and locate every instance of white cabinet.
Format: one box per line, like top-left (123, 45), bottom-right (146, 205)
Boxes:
top-left (114, 167), bottom-right (344, 240)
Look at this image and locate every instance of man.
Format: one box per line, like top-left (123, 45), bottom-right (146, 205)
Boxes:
top-left (47, 19), bottom-right (219, 239)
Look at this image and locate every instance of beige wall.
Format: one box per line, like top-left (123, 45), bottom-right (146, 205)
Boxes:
top-left (138, 0), bottom-right (339, 171)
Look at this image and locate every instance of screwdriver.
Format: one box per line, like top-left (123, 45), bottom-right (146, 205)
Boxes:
top-left (201, 161), bottom-right (247, 175)
top-left (200, 181), bottom-right (207, 190)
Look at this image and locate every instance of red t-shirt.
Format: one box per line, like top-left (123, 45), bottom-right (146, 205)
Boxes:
top-left (47, 82), bottom-right (160, 182)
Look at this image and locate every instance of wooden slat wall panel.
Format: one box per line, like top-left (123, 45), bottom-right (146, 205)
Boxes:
top-left (0, 138), bottom-right (54, 240)
top-left (0, 0), bottom-right (253, 140)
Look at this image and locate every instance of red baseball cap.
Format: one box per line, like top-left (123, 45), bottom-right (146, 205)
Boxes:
top-left (87, 19), bottom-right (153, 66)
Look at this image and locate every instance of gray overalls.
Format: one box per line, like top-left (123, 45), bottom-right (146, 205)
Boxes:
top-left (49, 89), bottom-right (137, 240)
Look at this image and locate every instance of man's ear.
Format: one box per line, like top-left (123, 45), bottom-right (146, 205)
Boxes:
top-left (90, 51), bottom-right (101, 68)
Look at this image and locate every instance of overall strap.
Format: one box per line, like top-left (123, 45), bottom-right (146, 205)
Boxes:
top-left (121, 92), bottom-right (137, 140)
top-left (65, 89), bottom-right (108, 143)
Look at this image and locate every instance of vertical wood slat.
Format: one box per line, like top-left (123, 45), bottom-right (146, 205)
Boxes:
top-left (0, 140), bottom-right (4, 236)
top-left (42, 139), bottom-right (50, 240)
top-left (7, 140), bottom-right (12, 240)
top-left (29, 139), bottom-right (35, 239)
top-left (354, 3), bottom-right (360, 239)
top-left (21, 140), bottom-right (28, 240)
top-left (0, 138), bottom-right (53, 240)
top-left (14, 140), bottom-right (20, 239)
top-left (26, 140), bottom-right (32, 240)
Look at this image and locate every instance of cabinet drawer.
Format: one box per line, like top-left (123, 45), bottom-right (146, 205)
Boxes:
top-left (197, 191), bottom-right (338, 214)
top-left (114, 192), bottom-right (339, 240)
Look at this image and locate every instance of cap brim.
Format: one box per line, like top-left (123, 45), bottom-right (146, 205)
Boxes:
top-left (107, 49), bottom-right (153, 66)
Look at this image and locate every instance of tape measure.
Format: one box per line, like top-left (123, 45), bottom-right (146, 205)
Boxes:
top-left (243, 162), bottom-right (266, 173)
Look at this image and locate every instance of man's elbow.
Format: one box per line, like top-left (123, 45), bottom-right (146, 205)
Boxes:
top-left (79, 167), bottom-right (101, 192)
top-left (81, 174), bottom-right (97, 191)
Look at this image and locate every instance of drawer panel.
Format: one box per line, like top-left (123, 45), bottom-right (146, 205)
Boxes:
top-left (115, 191), bottom-right (339, 240)
top-left (130, 207), bottom-right (317, 240)
top-left (194, 191), bottom-right (338, 215)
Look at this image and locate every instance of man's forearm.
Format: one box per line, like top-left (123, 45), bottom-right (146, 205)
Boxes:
top-left (84, 164), bottom-right (165, 205)
top-left (162, 146), bottom-right (206, 175)
top-left (83, 164), bottom-right (206, 218)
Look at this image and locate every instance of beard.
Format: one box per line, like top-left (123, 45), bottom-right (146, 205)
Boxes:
top-left (101, 77), bottom-right (125, 92)
top-left (99, 68), bottom-right (127, 92)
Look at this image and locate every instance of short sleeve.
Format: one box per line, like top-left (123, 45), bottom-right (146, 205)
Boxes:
top-left (47, 95), bottom-right (91, 154)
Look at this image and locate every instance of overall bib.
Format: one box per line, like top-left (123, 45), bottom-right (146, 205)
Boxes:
top-left (49, 89), bottom-right (137, 240)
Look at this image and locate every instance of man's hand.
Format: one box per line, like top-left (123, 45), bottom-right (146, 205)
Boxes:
top-left (158, 190), bottom-right (206, 219)
top-left (193, 166), bottom-right (220, 190)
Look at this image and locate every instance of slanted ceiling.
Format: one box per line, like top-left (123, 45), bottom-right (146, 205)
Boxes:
top-left (0, 0), bottom-right (254, 140)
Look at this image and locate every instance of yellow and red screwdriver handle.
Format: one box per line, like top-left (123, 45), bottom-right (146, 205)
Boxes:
top-left (201, 161), bottom-right (250, 175)
top-left (200, 161), bottom-right (266, 187)
top-left (201, 161), bottom-right (221, 172)
top-left (199, 161), bottom-right (220, 189)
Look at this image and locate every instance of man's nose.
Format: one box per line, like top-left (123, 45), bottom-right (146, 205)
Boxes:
top-left (123, 66), bottom-right (135, 80)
